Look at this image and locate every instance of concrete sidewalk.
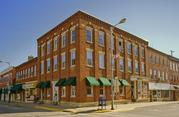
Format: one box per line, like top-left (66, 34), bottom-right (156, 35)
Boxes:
top-left (1, 101), bottom-right (179, 114)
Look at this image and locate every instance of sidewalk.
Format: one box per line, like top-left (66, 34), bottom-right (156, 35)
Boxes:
top-left (0, 101), bottom-right (179, 114)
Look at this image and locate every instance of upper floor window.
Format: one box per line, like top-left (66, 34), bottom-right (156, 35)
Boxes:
top-left (99, 31), bottom-right (104, 46)
top-left (47, 58), bottom-right (51, 73)
top-left (30, 66), bottom-right (33, 76)
top-left (61, 32), bottom-right (66, 48)
top-left (150, 69), bottom-right (153, 79)
top-left (135, 61), bottom-right (139, 74)
top-left (170, 62), bottom-right (172, 70)
top-left (61, 52), bottom-right (66, 70)
top-left (70, 27), bottom-right (76, 44)
top-left (41, 61), bottom-right (44, 74)
top-left (54, 56), bottom-right (58, 71)
top-left (111, 54), bottom-right (115, 69)
top-left (141, 62), bottom-right (145, 75)
top-left (158, 70), bottom-right (161, 79)
top-left (47, 40), bottom-right (51, 54)
top-left (162, 72), bottom-right (165, 80)
top-left (141, 47), bottom-right (145, 58)
top-left (128, 59), bottom-right (132, 73)
top-left (70, 49), bottom-right (76, 66)
top-left (134, 45), bottom-right (139, 56)
top-left (34, 65), bottom-right (36, 77)
top-left (86, 48), bottom-right (93, 66)
top-left (119, 57), bottom-right (124, 71)
top-left (154, 70), bottom-right (157, 78)
top-left (41, 44), bottom-right (45, 57)
top-left (99, 51), bottom-right (105, 69)
top-left (86, 27), bottom-right (93, 43)
top-left (166, 72), bottom-right (168, 80)
top-left (53, 36), bottom-right (58, 51)
top-left (127, 42), bottom-right (132, 55)
top-left (110, 35), bottom-right (114, 49)
top-left (118, 39), bottom-right (124, 52)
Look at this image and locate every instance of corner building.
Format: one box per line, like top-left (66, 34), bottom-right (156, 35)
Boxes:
top-left (37, 11), bottom-right (149, 104)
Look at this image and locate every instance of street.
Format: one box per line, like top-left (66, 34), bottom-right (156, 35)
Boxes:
top-left (0, 103), bottom-right (179, 117)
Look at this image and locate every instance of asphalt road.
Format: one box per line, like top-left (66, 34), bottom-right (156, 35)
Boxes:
top-left (0, 103), bottom-right (179, 117)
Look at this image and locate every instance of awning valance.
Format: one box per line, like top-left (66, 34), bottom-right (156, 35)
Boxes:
top-left (11, 84), bottom-right (23, 93)
top-left (98, 77), bottom-right (111, 86)
top-left (36, 81), bottom-right (51, 89)
top-left (55, 79), bottom-right (66, 87)
top-left (149, 82), bottom-right (175, 90)
top-left (120, 79), bottom-right (130, 86)
top-left (63, 77), bottom-right (76, 86)
top-left (86, 76), bottom-right (100, 86)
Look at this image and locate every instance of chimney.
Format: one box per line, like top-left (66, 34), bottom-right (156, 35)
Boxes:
top-left (28, 56), bottom-right (34, 61)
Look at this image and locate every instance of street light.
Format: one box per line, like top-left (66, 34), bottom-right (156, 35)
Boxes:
top-left (110, 18), bottom-right (126, 110)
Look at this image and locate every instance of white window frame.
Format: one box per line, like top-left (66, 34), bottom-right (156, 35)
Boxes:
top-left (47, 58), bottom-right (51, 73)
top-left (71, 86), bottom-right (76, 97)
top-left (53, 55), bottom-right (58, 71)
top-left (41, 44), bottom-right (45, 57)
top-left (86, 48), bottom-right (93, 67)
top-left (135, 61), bottom-right (139, 74)
top-left (119, 57), bottom-right (124, 72)
top-left (99, 51), bottom-right (105, 69)
top-left (61, 86), bottom-right (66, 97)
top-left (70, 49), bottom-right (76, 67)
top-left (127, 42), bottom-right (132, 55)
top-left (70, 27), bottom-right (76, 44)
top-left (98, 31), bottom-right (104, 46)
top-left (128, 58), bottom-right (132, 73)
top-left (86, 26), bottom-right (93, 43)
top-left (47, 40), bottom-right (51, 54)
top-left (53, 36), bottom-right (58, 51)
top-left (61, 31), bottom-right (66, 48)
top-left (99, 86), bottom-right (105, 97)
top-left (61, 52), bottom-right (66, 70)
top-left (118, 38), bottom-right (124, 52)
top-left (87, 86), bottom-right (93, 97)
top-left (141, 62), bottom-right (145, 75)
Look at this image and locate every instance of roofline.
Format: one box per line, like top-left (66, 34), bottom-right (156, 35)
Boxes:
top-left (148, 46), bottom-right (179, 61)
top-left (36, 10), bottom-right (148, 45)
top-left (15, 57), bottom-right (37, 68)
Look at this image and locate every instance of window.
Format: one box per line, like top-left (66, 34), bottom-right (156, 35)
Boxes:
top-left (141, 47), bottom-right (145, 58)
top-left (86, 27), bottom-right (93, 43)
top-left (86, 49), bottom-right (93, 66)
top-left (61, 87), bottom-right (66, 97)
top-left (31, 66), bottom-right (33, 76)
top-left (54, 56), bottom-right (58, 71)
top-left (61, 32), bottom-right (66, 48)
top-left (47, 40), bottom-right (51, 54)
top-left (162, 72), bottom-right (165, 80)
top-left (173, 63), bottom-right (175, 71)
top-left (53, 36), bottom-right (58, 51)
top-left (99, 52), bottom-right (105, 69)
top-left (154, 70), bottom-right (156, 78)
top-left (119, 86), bottom-right (125, 96)
top-left (41, 44), bottom-right (45, 57)
top-left (47, 58), bottom-right (50, 73)
top-left (87, 86), bottom-right (93, 96)
top-left (128, 59), bottom-right (132, 73)
top-left (150, 69), bottom-right (153, 79)
top-left (110, 35), bottom-right (114, 49)
top-left (134, 45), bottom-right (139, 56)
top-left (119, 57), bottom-right (124, 71)
top-left (61, 52), bottom-right (66, 70)
top-left (141, 62), bottom-right (145, 75)
top-left (99, 31), bottom-right (104, 46)
top-left (34, 65), bottom-right (36, 77)
top-left (28, 68), bottom-right (31, 78)
top-left (99, 87), bottom-right (105, 96)
top-left (166, 72), bottom-right (168, 80)
top-left (170, 62), bottom-right (172, 70)
top-left (127, 42), bottom-right (132, 54)
top-left (70, 49), bottom-right (76, 66)
top-left (71, 86), bottom-right (76, 97)
top-left (111, 54), bottom-right (115, 69)
top-left (135, 61), bottom-right (139, 74)
top-left (158, 70), bottom-right (161, 79)
top-left (70, 27), bottom-right (76, 44)
top-left (118, 39), bottom-right (124, 52)
top-left (176, 64), bottom-right (178, 71)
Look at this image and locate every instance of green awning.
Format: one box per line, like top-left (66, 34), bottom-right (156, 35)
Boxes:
top-left (37, 81), bottom-right (51, 89)
top-left (3, 88), bottom-right (9, 94)
top-left (10, 84), bottom-right (23, 93)
top-left (98, 77), bottom-right (111, 86)
top-left (120, 79), bottom-right (130, 86)
top-left (0, 88), bottom-right (2, 94)
top-left (55, 79), bottom-right (66, 87)
top-left (86, 76), bottom-right (100, 86)
top-left (63, 77), bottom-right (76, 86)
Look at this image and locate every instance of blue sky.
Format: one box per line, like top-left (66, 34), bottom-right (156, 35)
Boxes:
top-left (0, 0), bottom-right (179, 71)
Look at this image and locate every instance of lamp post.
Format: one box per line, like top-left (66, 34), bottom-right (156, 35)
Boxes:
top-left (110, 18), bottom-right (126, 110)
top-left (0, 60), bottom-right (11, 102)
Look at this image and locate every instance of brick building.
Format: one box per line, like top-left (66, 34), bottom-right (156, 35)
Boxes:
top-left (0, 67), bottom-right (15, 102)
top-left (13, 56), bottom-right (37, 102)
top-left (37, 10), bottom-right (149, 104)
top-left (148, 47), bottom-right (179, 101)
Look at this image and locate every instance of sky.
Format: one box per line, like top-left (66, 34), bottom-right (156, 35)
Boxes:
top-left (0, 0), bottom-right (179, 71)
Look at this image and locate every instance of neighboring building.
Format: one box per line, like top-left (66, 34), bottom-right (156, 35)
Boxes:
top-left (37, 10), bottom-right (149, 104)
top-left (0, 67), bottom-right (15, 102)
top-left (13, 57), bottom-right (37, 102)
top-left (148, 47), bottom-right (179, 101)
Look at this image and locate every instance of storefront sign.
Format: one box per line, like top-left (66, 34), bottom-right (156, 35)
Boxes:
top-left (23, 83), bottom-right (36, 89)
